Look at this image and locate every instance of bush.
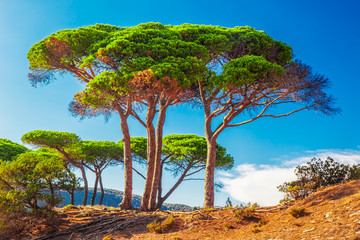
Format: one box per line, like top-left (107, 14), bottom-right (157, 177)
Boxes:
top-left (147, 215), bottom-right (175, 233)
top-left (278, 157), bottom-right (360, 201)
top-left (0, 151), bottom-right (77, 215)
top-left (289, 207), bottom-right (306, 218)
top-left (234, 202), bottom-right (259, 220)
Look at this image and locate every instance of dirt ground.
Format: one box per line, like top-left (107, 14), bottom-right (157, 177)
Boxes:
top-left (6, 179), bottom-right (360, 240)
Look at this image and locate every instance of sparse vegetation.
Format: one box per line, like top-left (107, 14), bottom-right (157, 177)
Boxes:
top-left (233, 203), bottom-right (259, 220)
top-left (102, 235), bottom-right (114, 240)
top-left (256, 219), bottom-right (268, 227)
top-left (147, 215), bottom-right (175, 233)
top-left (63, 205), bottom-right (78, 210)
top-left (289, 207), bottom-right (306, 218)
top-left (225, 197), bottom-right (233, 208)
top-left (224, 223), bottom-right (235, 229)
top-left (278, 157), bottom-right (360, 201)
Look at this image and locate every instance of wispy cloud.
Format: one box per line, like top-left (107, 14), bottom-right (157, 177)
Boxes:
top-left (218, 148), bottom-right (360, 207)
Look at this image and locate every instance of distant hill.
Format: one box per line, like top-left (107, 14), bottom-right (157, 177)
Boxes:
top-left (60, 188), bottom-right (192, 211)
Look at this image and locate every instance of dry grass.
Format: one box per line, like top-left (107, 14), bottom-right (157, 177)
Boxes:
top-left (7, 179), bottom-right (360, 240)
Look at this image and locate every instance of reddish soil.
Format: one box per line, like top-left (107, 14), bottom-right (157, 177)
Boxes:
top-left (5, 179), bottom-right (360, 240)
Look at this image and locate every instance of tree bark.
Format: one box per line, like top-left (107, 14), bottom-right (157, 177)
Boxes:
top-left (149, 100), bottom-right (168, 210)
top-left (70, 189), bottom-right (75, 205)
top-left (156, 161), bottom-right (164, 209)
top-left (140, 103), bottom-right (156, 210)
top-left (203, 138), bottom-right (217, 208)
top-left (91, 174), bottom-right (99, 206)
top-left (99, 174), bottom-right (105, 205)
top-left (118, 110), bottom-right (133, 210)
top-left (79, 166), bottom-right (88, 206)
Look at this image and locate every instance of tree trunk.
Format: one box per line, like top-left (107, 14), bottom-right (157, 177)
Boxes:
top-left (149, 101), bottom-right (168, 210)
top-left (70, 189), bottom-right (75, 205)
top-left (99, 174), bottom-right (105, 206)
top-left (80, 166), bottom-right (88, 206)
top-left (156, 161), bottom-right (164, 209)
top-left (203, 138), bottom-right (217, 208)
top-left (140, 103), bottom-right (156, 210)
top-left (118, 112), bottom-right (133, 210)
top-left (91, 174), bottom-right (99, 206)
top-left (64, 165), bottom-right (75, 205)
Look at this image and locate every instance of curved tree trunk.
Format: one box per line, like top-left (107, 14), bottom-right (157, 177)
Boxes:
top-left (149, 101), bottom-right (168, 210)
top-left (118, 110), bottom-right (133, 210)
top-left (91, 174), bottom-right (99, 206)
top-left (99, 174), bottom-right (105, 205)
top-left (79, 166), bottom-right (88, 206)
top-left (140, 103), bottom-right (156, 210)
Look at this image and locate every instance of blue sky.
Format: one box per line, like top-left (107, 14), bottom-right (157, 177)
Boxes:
top-left (0, 0), bottom-right (359, 207)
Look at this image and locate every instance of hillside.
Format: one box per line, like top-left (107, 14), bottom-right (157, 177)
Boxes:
top-left (60, 188), bottom-right (192, 211)
top-left (5, 179), bottom-right (360, 240)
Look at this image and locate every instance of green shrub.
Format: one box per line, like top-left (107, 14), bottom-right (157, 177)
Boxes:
top-left (0, 151), bottom-right (76, 215)
top-left (278, 157), bottom-right (360, 201)
top-left (256, 219), bottom-right (268, 227)
top-left (289, 207), bottom-right (306, 218)
top-left (147, 215), bottom-right (175, 233)
top-left (63, 205), bottom-right (78, 210)
top-left (234, 202), bottom-right (259, 220)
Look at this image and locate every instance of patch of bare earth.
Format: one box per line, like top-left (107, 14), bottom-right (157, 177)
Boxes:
top-left (25, 180), bottom-right (360, 240)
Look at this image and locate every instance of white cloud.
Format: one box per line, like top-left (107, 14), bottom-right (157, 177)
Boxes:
top-left (218, 148), bottom-right (360, 207)
top-left (218, 165), bottom-right (295, 206)
top-left (283, 149), bottom-right (360, 166)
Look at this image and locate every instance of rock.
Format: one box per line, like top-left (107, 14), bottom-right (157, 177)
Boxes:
top-left (303, 227), bottom-right (315, 233)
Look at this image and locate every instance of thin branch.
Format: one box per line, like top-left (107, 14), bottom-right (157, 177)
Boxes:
top-left (133, 167), bottom-right (146, 180)
top-left (183, 178), bottom-right (204, 181)
top-left (184, 167), bottom-right (205, 177)
top-left (227, 105), bottom-right (311, 128)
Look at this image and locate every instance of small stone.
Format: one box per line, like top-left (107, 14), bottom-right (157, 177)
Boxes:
top-left (349, 211), bottom-right (360, 218)
top-left (325, 212), bottom-right (332, 218)
top-left (303, 227), bottom-right (315, 233)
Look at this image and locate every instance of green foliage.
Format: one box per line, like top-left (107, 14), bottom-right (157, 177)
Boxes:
top-left (0, 150), bottom-right (77, 214)
top-left (0, 139), bottom-right (28, 161)
top-left (289, 207), bottom-right (306, 218)
top-left (220, 55), bottom-right (284, 89)
top-left (74, 140), bottom-right (123, 165)
top-left (147, 215), bottom-right (175, 233)
top-left (22, 130), bottom-right (80, 150)
top-left (278, 157), bottom-right (360, 201)
top-left (233, 202), bottom-right (259, 220)
top-left (163, 134), bottom-right (234, 173)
